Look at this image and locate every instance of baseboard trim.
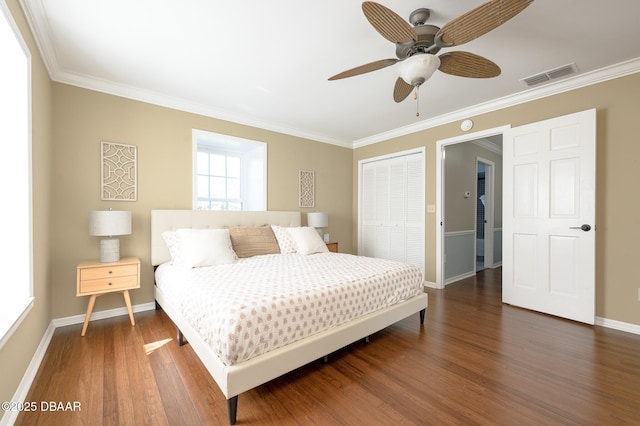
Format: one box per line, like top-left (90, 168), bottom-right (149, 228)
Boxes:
top-left (444, 271), bottom-right (476, 286)
top-left (595, 316), bottom-right (640, 335)
top-left (0, 321), bottom-right (55, 426)
top-left (423, 280), bottom-right (438, 289)
top-left (52, 302), bottom-right (156, 328)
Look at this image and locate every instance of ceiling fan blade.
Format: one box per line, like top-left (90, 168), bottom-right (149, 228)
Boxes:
top-left (362, 1), bottom-right (417, 44)
top-left (435, 0), bottom-right (534, 47)
top-left (393, 77), bottom-right (414, 103)
top-left (328, 58), bottom-right (399, 81)
top-left (438, 51), bottom-right (501, 78)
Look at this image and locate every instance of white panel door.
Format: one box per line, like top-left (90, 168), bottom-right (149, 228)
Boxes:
top-left (503, 109), bottom-right (596, 324)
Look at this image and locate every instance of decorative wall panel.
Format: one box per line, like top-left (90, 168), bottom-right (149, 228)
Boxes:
top-left (101, 141), bottom-right (137, 201)
top-left (299, 170), bottom-right (314, 207)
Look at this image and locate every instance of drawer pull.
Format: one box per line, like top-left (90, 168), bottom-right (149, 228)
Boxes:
top-left (108, 270), bottom-right (113, 274)
top-left (108, 282), bottom-right (113, 286)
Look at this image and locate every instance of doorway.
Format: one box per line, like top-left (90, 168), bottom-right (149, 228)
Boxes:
top-left (435, 126), bottom-right (507, 289)
top-left (476, 158), bottom-right (495, 272)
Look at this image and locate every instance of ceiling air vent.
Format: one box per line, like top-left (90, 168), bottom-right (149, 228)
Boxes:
top-left (521, 63), bottom-right (578, 87)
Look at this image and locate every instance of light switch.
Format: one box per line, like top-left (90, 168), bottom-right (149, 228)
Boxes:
top-left (427, 204), bottom-right (436, 213)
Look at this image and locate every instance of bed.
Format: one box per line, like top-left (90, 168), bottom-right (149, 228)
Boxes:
top-left (151, 209), bottom-right (428, 424)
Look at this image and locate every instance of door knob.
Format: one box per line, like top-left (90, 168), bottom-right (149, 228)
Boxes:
top-left (569, 224), bottom-right (591, 232)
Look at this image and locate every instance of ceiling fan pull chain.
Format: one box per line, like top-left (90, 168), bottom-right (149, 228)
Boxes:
top-left (414, 86), bottom-right (420, 117)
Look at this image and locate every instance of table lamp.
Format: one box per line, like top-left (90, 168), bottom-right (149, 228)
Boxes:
top-left (89, 209), bottom-right (131, 262)
top-left (307, 211), bottom-right (329, 239)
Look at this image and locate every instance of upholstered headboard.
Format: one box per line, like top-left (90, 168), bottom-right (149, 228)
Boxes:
top-left (150, 210), bottom-right (302, 265)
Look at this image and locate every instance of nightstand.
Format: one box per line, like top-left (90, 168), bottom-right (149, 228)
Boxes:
top-left (326, 242), bottom-right (338, 253)
top-left (77, 257), bottom-right (140, 336)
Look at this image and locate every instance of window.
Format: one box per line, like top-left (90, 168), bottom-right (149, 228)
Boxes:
top-left (0, 4), bottom-right (33, 350)
top-left (197, 151), bottom-right (242, 210)
top-left (193, 129), bottom-right (266, 211)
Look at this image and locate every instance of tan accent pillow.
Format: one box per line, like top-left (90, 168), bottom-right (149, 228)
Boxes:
top-left (228, 226), bottom-right (281, 258)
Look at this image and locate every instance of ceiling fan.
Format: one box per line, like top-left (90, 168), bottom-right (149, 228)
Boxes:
top-left (328, 0), bottom-right (534, 115)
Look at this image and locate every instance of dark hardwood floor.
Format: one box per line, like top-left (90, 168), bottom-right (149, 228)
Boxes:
top-left (17, 268), bottom-right (640, 425)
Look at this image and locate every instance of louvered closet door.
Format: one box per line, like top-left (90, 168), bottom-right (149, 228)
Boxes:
top-left (360, 152), bottom-right (424, 272)
top-left (361, 164), bottom-right (377, 258)
top-left (388, 157), bottom-right (406, 262)
top-left (404, 154), bottom-right (424, 270)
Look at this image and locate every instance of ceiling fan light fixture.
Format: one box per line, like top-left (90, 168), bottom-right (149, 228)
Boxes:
top-left (399, 54), bottom-right (441, 86)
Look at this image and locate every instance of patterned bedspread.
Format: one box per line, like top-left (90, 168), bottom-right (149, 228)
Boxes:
top-left (155, 253), bottom-right (424, 365)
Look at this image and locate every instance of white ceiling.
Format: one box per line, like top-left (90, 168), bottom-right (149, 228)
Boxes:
top-left (19, 0), bottom-right (640, 147)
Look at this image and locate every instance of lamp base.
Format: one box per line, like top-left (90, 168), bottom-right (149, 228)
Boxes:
top-left (100, 238), bottom-right (120, 263)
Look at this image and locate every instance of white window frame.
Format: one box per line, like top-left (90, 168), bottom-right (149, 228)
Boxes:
top-left (192, 129), bottom-right (267, 211)
top-left (196, 148), bottom-right (243, 211)
top-left (0, 1), bottom-right (34, 351)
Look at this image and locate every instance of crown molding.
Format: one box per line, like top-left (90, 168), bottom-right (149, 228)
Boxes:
top-left (352, 57), bottom-right (640, 148)
top-left (19, 0), bottom-right (57, 76)
top-left (19, 1), bottom-right (351, 148)
top-left (52, 68), bottom-right (353, 149)
top-left (472, 139), bottom-right (503, 156)
top-left (19, 0), bottom-right (640, 150)
top-left (57, 56), bottom-right (640, 150)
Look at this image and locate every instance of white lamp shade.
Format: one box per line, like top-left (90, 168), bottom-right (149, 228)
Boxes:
top-left (89, 210), bottom-right (132, 237)
top-left (399, 54), bottom-right (441, 86)
top-left (307, 211), bottom-right (329, 228)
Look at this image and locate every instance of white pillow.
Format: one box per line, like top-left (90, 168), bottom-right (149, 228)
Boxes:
top-left (161, 231), bottom-right (183, 264)
top-left (174, 228), bottom-right (237, 267)
top-left (271, 225), bottom-right (297, 254)
top-left (287, 227), bottom-right (329, 255)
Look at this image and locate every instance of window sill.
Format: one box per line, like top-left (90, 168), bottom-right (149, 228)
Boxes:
top-left (0, 297), bottom-right (34, 351)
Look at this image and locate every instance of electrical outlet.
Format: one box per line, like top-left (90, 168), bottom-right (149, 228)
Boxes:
top-left (323, 233), bottom-right (330, 243)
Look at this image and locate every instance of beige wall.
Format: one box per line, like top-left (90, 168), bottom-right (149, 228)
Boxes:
top-left (0, 0), bottom-right (53, 407)
top-left (50, 84), bottom-right (354, 318)
top-left (354, 72), bottom-right (640, 326)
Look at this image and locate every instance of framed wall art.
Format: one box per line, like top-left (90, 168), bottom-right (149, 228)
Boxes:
top-left (101, 141), bottom-right (137, 201)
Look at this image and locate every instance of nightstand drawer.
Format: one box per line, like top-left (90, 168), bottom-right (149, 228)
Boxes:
top-left (80, 263), bottom-right (138, 281)
top-left (79, 274), bottom-right (137, 294)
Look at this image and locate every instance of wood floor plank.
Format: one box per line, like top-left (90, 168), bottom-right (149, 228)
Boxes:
top-left (122, 318), bottom-right (169, 426)
top-left (16, 267), bottom-right (640, 425)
